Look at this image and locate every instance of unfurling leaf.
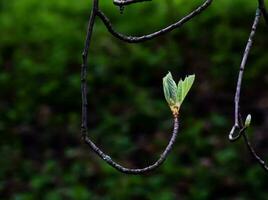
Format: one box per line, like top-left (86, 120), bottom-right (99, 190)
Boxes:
top-left (163, 72), bottom-right (195, 116)
top-left (245, 114), bottom-right (252, 128)
top-left (163, 72), bottom-right (177, 106)
top-left (177, 75), bottom-right (195, 104)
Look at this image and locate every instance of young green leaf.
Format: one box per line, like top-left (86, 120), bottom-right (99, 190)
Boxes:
top-left (163, 72), bottom-right (177, 106)
top-left (163, 72), bottom-right (195, 116)
top-left (177, 75), bottom-right (195, 104)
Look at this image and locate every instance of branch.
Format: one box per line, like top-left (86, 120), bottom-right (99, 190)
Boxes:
top-left (229, 8), bottom-right (268, 172)
top-left (84, 117), bottom-right (179, 174)
top-left (81, 0), bottom-right (99, 139)
top-left (229, 8), bottom-right (261, 141)
top-left (242, 133), bottom-right (268, 172)
top-left (97, 0), bottom-right (213, 43)
top-left (81, 0), bottom-right (187, 174)
top-left (258, 0), bottom-right (268, 25)
top-left (113, 0), bottom-right (151, 6)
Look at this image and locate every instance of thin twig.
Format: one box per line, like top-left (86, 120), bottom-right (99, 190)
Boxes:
top-left (81, 0), bottom-right (203, 174)
top-left (229, 9), bottom-right (261, 141)
top-left (242, 133), bottom-right (268, 172)
top-left (113, 0), bottom-right (151, 6)
top-left (84, 117), bottom-right (179, 174)
top-left (81, 0), bottom-right (99, 139)
top-left (97, 0), bottom-right (213, 43)
top-left (229, 8), bottom-right (268, 172)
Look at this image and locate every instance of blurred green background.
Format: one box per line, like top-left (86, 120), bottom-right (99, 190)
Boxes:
top-left (0, 0), bottom-right (268, 199)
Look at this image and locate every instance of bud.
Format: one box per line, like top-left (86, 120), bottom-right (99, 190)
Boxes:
top-left (245, 114), bottom-right (252, 128)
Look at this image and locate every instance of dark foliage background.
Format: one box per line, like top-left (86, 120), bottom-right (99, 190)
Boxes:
top-left (0, 0), bottom-right (268, 199)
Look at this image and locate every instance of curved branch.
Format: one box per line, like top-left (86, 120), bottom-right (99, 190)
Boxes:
top-left (81, 0), bottom-right (182, 174)
top-left (229, 8), bottom-right (268, 172)
top-left (242, 133), bottom-right (268, 172)
top-left (85, 117), bottom-right (179, 174)
top-left (113, 0), bottom-right (151, 6)
top-left (229, 8), bottom-right (261, 141)
top-left (97, 0), bottom-right (213, 43)
top-left (258, 0), bottom-right (268, 25)
top-left (81, 0), bottom-right (99, 139)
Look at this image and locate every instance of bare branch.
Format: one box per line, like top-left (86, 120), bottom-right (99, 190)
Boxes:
top-left (242, 133), bottom-right (268, 172)
top-left (97, 0), bottom-right (213, 43)
top-left (229, 8), bottom-right (268, 172)
top-left (81, 0), bottom-right (99, 139)
top-left (84, 117), bottom-right (179, 174)
top-left (82, 0), bottom-right (267, 175)
top-left (113, 0), bottom-right (151, 6)
top-left (229, 8), bottom-right (261, 141)
top-left (81, 0), bottom-right (194, 174)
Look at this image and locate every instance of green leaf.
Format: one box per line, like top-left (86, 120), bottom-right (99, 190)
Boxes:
top-left (163, 72), bottom-right (177, 106)
top-left (163, 72), bottom-right (195, 116)
top-left (177, 74), bottom-right (195, 104)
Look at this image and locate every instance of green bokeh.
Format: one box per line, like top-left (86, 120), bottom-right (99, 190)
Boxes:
top-left (0, 0), bottom-right (268, 199)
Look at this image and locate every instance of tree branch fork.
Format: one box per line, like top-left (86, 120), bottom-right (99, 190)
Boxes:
top-left (81, 0), bottom-right (268, 174)
top-left (230, 7), bottom-right (268, 172)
